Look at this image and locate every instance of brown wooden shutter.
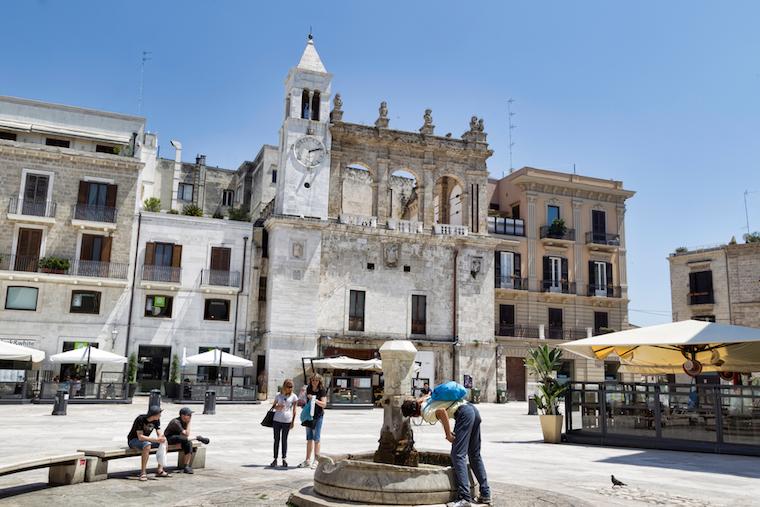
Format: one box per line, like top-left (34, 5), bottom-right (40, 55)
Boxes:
top-left (210, 247), bottom-right (231, 271)
top-left (100, 236), bottom-right (112, 263)
top-left (78, 181), bottom-right (89, 204)
top-left (144, 242), bottom-right (156, 265)
top-left (80, 235), bottom-right (93, 261)
top-left (106, 184), bottom-right (117, 208)
top-left (171, 244), bottom-right (183, 268)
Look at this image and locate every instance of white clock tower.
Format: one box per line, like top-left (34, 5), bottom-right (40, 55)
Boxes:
top-left (274, 34), bottom-right (332, 220)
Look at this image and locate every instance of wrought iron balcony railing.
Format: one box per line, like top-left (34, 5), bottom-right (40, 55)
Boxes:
top-left (585, 231), bottom-right (620, 246)
top-left (74, 204), bottom-right (117, 223)
top-left (142, 265), bottom-right (182, 283)
top-left (8, 197), bottom-right (56, 218)
top-left (201, 269), bottom-right (240, 288)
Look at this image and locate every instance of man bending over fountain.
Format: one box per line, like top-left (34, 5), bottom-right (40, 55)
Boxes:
top-left (402, 383), bottom-right (491, 507)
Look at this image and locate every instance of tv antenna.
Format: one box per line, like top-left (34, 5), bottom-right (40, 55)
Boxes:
top-left (744, 189), bottom-right (759, 234)
top-left (507, 98), bottom-right (517, 176)
top-left (138, 50), bottom-right (152, 114)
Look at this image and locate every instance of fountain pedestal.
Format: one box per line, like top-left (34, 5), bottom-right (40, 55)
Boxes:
top-left (374, 341), bottom-right (419, 466)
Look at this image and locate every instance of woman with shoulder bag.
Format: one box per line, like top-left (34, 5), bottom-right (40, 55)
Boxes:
top-left (269, 379), bottom-right (298, 468)
top-left (297, 374), bottom-right (327, 469)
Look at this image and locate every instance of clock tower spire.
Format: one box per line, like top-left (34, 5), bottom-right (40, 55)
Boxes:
top-left (274, 35), bottom-right (332, 219)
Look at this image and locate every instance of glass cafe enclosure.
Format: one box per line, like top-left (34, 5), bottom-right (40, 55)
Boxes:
top-left (564, 380), bottom-right (760, 456)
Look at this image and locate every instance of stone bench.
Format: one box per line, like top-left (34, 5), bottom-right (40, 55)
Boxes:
top-left (0, 453), bottom-right (86, 486)
top-left (77, 442), bottom-right (205, 482)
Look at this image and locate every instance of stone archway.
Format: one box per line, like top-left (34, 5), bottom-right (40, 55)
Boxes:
top-left (388, 169), bottom-right (418, 221)
top-left (433, 175), bottom-right (464, 226)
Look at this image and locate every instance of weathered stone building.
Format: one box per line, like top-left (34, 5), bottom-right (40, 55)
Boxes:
top-left (669, 242), bottom-right (760, 328)
top-left (0, 96), bottom-right (152, 381)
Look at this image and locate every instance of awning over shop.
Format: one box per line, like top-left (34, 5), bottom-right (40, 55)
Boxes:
top-left (50, 346), bottom-right (127, 364)
top-left (560, 319), bottom-right (760, 375)
top-left (183, 349), bottom-right (253, 368)
top-left (0, 340), bottom-right (45, 362)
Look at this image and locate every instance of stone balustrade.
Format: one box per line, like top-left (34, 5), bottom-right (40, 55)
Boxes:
top-left (386, 218), bottom-right (423, 234)
top-left (339, 214), bottom-right (377, 228)
top-left (432, 223), bottom-right (468, 236)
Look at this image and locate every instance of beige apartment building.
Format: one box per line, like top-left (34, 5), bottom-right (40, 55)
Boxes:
top-left (487, 168), bottom-right (635, 399)
top-left (669, 241), bottom-right (760, 328)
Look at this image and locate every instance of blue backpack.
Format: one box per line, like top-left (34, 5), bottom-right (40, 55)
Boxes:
top-left (430, 381), bottom-right (467, 402)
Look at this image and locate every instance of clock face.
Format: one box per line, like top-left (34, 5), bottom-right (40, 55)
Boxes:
top-left (293, 136), bottom-right (326, 168)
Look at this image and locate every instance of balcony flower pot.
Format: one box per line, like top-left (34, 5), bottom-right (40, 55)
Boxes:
top-left (539, 414), bottom-right (563, 443)
top-left (38, 256), bottom-right (70, 274)
top-left (548, 218), bottom-right (567, 238)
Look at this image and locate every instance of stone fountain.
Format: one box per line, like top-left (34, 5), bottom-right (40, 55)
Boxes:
top-left (289, 341), bottom-right (459, 506)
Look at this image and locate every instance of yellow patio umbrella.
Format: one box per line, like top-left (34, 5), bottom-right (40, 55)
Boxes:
top-left (560, 320), bottom-right (760, 376)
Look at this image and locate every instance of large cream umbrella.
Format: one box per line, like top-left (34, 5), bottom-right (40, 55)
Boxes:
top-left (50, 346), bottom-right (127, 381)
top-left (560, 320), bottom-right (760, 376)
top-left (0, 341), bottom-right (45, 362)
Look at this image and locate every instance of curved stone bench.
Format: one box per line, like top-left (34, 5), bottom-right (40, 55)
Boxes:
top-left (0, 453), bottom-right (86, 486)
top-left (77, 442), bottom-right (205, 482)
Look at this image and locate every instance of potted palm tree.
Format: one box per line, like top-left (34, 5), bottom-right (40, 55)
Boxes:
top-left (127, 352), bottom-right (138, 397)
top-left (525, 345), bottom-right (568, 443)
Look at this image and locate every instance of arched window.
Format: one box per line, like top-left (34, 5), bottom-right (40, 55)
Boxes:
top-left (311, 91), bottom-right (320, 121)
top-left (301, 89), bottom-right (310, 119)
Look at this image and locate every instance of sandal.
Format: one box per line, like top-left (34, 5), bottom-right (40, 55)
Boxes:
top-left (139, 473), bottom-right (148, 481)
top-left (156, 470), bottom-right (172, 478)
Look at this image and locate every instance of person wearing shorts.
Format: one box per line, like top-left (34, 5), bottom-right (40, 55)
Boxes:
top-left (298, 374), bottom-right (327, 469)
top-left (127, 405), bottom-right (171, 481)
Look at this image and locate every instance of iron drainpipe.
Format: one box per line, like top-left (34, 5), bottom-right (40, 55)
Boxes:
top-left (231, 235), bottom-right (249, 374)
top-left (452, 247), bottom-right (458, 381)
top-left (123, 212), bottom-right (142, 376)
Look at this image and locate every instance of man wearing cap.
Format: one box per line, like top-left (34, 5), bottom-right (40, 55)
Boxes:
top-left (164, 407), bottom-right (211, 474)
top-left (127, 405), bottom-right (170, 481)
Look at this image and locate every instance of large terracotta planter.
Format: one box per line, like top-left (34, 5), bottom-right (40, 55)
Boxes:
top-left (539, 414), bottom-right (563, 443)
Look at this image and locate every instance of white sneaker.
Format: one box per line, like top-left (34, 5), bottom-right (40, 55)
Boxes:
top-left (310, 460), bottom-right (318, 469)
top-left (297, 460), bottom-right (311, 468)
top-left (447, 500), bottom-right (472, 507)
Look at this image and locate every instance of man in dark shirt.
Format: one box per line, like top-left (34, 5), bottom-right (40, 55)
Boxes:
top-left (127, 405), bottom-right (170, 481)
top-left (164, 407), bottom-right (210, 474)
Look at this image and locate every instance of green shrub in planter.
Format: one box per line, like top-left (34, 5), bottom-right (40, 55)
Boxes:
top-left (143, 197), bottom-right (161, 212)
top-left (182, 204), bottom-right (204, 217)
top-left (228, 207), bottom-right (250, 222)
top-left (212, 209), bottom-right (224, 219)
top-left (548, 218), bottom-right (567, 238)
top-left (168, 209), bottom-right (179, 214)
top-left (38, 256), bottom-right (70, 273)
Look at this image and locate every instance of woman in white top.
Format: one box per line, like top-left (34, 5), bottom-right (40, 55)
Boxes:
top-left (270, 378), bottom-right (298, 468)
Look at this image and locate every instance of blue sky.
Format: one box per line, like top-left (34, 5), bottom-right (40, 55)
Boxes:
top-left (3, 1), bottom-right (759, 326)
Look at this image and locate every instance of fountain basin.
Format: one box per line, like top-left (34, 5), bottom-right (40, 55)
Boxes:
top-left (312, 451), bottom-right (458, 505)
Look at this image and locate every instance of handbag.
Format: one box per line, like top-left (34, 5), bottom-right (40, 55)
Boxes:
top-left (261, 408), bottom-right (275, 428)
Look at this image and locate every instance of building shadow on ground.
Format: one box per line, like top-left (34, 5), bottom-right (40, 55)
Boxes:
top-left (0, 482), bottom-right (48, 499)
top-left (595, 449), bottom-right (760, 479)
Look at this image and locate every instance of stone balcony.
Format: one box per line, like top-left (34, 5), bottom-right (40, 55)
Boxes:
top-left (339, 214), bottom-right (377, 228)
top-left (432, 224), bottom-right (468, 236)
top-left (386, 218), bottom-right (423, 234)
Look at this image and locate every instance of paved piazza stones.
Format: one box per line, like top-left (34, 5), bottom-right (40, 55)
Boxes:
top-left (1, 402), bottom-right (758, 506)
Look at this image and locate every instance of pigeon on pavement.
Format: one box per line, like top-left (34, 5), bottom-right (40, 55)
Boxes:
top-left (611, 475), bottom-right (627, 487)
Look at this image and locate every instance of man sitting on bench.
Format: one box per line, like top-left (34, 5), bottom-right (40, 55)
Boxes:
top-left (164, 407), bottom-right (210, 474)
top-left (127, 405), bottom-right (171, 481)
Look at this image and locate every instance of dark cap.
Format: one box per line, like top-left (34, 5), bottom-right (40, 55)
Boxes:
top-left (179, 407), bottom-right (194, 416)
top-left (147, 405), bottom-right (163, 417)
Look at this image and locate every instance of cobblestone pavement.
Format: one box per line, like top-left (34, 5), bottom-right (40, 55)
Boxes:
top-left (0, 402), bottom-right (758, 506)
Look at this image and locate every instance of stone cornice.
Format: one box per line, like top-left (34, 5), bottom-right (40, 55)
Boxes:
top-left (515, 180), bottom-right (631, 204)
top-left (0, 142), bottom-right (144, 171)
top-left (330, 122), bottom-right (493, 165)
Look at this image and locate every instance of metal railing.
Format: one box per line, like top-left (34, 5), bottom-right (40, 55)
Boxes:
top-left (0, 381), bottom-right (34, 399)
top-left (585, 231), bottom-right (620, 246)
top-left (495, 324), bottom-right (540, 338)
top-left (74, 204), bottom-right (117, 223)
top-left (587, 284), bottom-right (622, 298)
top-left (689, 292), bottom-right (714, 305)
top-left (71, 260), bottom-right (129, 279)
top-left (8, 197), bottom-right (56, 218)
top-left (539, 225), bottom-right (575, 241)
top-left (39, 381), bottom-right (128, 400)
top-left (179, 383), bottom-right (258, 401)
top-left (495, 276), bottom-right (528, 290)
top-left (142, 265), bottom-right (182, 283)
top-left (565, 381), bottom-right (760, 456)
top-left (487, 216), bottom-right (525, 236)
top-left (201, 269), bottom-right (240, 287)
top-left (541, 279), bottom-right (575, 294)
top-left (0, 254), bottom-right (127, 279)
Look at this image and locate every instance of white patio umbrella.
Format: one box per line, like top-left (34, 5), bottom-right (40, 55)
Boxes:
top-left (50, 346), bottom-right (127, 381)
top-left (560, 319), bottom-right (760, 375)
top-left (184, 348), bottom-right (253, 383)
top-left (0, 341), bottom-right (45, 362)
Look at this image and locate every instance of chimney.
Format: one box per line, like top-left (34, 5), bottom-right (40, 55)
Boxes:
top-left (196, 154), bottom-right (206, 166)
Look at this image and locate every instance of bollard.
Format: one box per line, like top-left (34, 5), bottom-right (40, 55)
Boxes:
top-left (52, 389), bottom-right (69, 416)
top-left (149, 389), bottom-right (161, 411)
top-left (203, 390), bottom-right (216, 415)
top-left (528, 395), bottom-right (537, 415)
top-left (496, 389), bottom-right (507, 404)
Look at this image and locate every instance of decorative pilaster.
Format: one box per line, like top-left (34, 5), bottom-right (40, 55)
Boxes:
top-left (422, 167), bottom-right (435, 228)
top-left (572, 199), bottom-right (584, 295)
top-left (526, 193), bottom-right (538, 291)
top-left (376, 158), bottom-right (389, 223)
